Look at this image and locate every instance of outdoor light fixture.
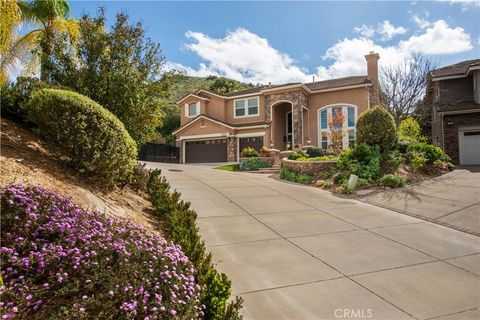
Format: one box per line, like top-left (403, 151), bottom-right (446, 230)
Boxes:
top-left (270, 140), bottom-right (274, 148)
top-left (286, 142), bottom-right (291, 150)
top-left (307, 137), bottom-right (312, 145)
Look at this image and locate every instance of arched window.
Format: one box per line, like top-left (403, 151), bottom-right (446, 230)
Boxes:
top-left (318, 105), bottom-right (357, 150)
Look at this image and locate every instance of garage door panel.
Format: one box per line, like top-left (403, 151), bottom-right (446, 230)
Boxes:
top-left (185, 139), bottom-right (227, 163)
top-left (459, 130), bottom-right (480, 165)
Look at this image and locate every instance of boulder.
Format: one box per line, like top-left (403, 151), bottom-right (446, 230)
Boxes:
top-left (315, 179), bottom-right (325, 187)
top-left (335, 186), bottom-right (345, 194)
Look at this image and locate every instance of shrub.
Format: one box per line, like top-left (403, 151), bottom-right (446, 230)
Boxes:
top-left (240, 158), bottom-right (271, 171)
top-left (280, 167), bottom-right (314, 184)
top-left (381, 150), bottom-right (405, 173)
top-left (397, 140), bottom-right (413, 154)
top-left (357, 105), bottom-right (397, 150)
top-left (336, 144), bottom-right (382, 181)
top-left (130, 163), bottom-right (150, 192)
top-left (379, 174), bottom-right (406, 188)
top-left (0, 77), bottom-right (55, 123)
top-left (410, 151), bottom-right (428, 172)
top-left (240, 147), bottom-right (259, 158)
top-left (0, 183), bottom-right (202, 319)
top-left (287, 151), bottom-right (308, 160)
top-left (306, 146), bottom-right (325, 157)
top-left (398, 117), bottom-right (422, 142)
top-left (147, 170), bottom-right (242, 319)
top-left (27, 89), bottom-right (137, 184)
top-left (333, 172), bottom-right (348, 185)
top-left (406, 142), bottom-right (450, 164)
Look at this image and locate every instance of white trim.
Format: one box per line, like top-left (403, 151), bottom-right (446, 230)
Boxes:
top-left (309, 83), bottom-right (371, 93)
top-left (182, 140), bottom-right (185, 164)
top-left (236, 137), bottom-right (240, 162)
top-left (233, 96), bottom-right (260, 118)
top-left (439, 109), bottom-right (480, 116)
top-left (236, 131), bottom-right (265, 138)
top-left (185, 102), bottom-right (200, 118)
top-left (226, 92), bottom-right (261, 99)
top-left (177, 94), bottom-right (210, 104)
top-left (432, 65), bottom-right (480, 81)
top-left (177, 133), bottom-right (226, 141)
top-left (261, 83), bottom-right (306, 93)
top-left (196, 90), bottom-right (226, 100)
top-left (316, 104), bottom-right (358, 150)
top-left (236, 124), bottom-right (269, 130)
top-left (172, 115), bottom-right (234, 135)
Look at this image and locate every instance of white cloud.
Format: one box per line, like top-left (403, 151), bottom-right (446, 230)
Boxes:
top-left (354, 25), bottom-right (375, 38)
top-left (438, 0), bottom-right (480, 5)
top-left (377, 20), bottom-right (407, 40)
top-left (399, 20), bottom-right (472, 54)
top-left (412, 12), bottom-right (432, 29)
top-left (181, 28), bottom-right (310, 84)
top-left (168, 19), bottom-right (473, 84)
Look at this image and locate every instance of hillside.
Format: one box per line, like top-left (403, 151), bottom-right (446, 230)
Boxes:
top-left (0, 117), bottom-right (159, 231)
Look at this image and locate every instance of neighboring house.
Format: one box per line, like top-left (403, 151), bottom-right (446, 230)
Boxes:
top-left (428, 59), bottom-right (480, 165)
top-left (173, 52), bottom-right (381, 163)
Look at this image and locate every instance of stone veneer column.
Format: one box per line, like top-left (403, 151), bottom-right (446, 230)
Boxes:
top-left (227, 136), bottom-right (237, 162)
top-left (177, 140), bottom-right (184, 163)
top-left (292, 101), bottom-right (303, 148)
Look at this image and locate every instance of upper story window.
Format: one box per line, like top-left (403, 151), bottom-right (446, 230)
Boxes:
top-left (185, 102), bottom-right (200, 118)
top-left (234, 97), bottom-right (259, 118)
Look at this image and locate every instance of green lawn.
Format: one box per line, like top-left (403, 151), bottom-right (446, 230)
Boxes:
top-left (214, 164), bottom-right (240, 171)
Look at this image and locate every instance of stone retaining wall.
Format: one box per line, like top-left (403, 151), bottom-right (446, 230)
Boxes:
top-left (282, 158), bottom-right (336, 176)
top-left (239, 156), bottom-right (275, 165)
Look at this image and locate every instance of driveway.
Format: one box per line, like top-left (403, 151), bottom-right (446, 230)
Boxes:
top-left (360, 169), bottom-right (480, 236)
top-left (145, 162), bottom-right (480, 320)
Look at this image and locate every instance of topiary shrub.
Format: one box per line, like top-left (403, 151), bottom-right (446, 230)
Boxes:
top-left (306, 147), bottom-right (325, 157)
top-left (27, 89), bottom-right (137, 184)
top-left (1, 183), bottom-right (203, 319)
top-left (357, 105), bottom-right (397, 150)
top-left (240, 147), bottom-right (259, 158)
top-left (379, 174), bottom-right (406, 188)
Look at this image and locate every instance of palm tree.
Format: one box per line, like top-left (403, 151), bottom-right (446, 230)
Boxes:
top-left (0, 0), bottom-right (79, 82)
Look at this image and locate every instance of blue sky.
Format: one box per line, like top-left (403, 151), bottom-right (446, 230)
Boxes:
top-left (67, 1), bottom-right (479, 84)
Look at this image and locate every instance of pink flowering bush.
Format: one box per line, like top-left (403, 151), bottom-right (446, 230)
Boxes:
top-left (0, 183), bottom-right (203, 319)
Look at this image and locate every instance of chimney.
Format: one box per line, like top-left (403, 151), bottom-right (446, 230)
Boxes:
top-left (268, 81), bottom-right (271, 87)
top-left (365, 51), bottom-right (380, 106)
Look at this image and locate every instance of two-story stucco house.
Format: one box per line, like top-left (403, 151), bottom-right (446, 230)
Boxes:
top-left (173, 52), bottom-right (381, 163)
top-left (428, 59), bottom-right (480, 165)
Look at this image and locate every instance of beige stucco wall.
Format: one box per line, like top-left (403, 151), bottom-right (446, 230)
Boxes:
top-left (205, 95), bottom-right (227, 121)
top-left (176, 118), bottom-right (234, 137)
top-left (307, 87), bottom-right (369, 146)
top-left (225, 95), bottom-right (266, 124)
top-left (180, 97), bottom-right (209, 126)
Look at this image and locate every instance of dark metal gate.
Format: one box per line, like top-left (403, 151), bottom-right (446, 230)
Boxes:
top-left (138, 144), bottom-right (179, 163)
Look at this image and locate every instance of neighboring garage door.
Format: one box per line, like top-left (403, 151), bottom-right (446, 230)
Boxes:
top-left (185, 139), bottom-right (227, 163)
top-left (459, 129), bottom-right (480, 165)
top-left (239, 136), bottom-right (264, 152)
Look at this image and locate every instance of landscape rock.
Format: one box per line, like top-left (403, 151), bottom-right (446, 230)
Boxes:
top-left (315, 179), bottom-right (325, 187)
top-left (335, 186), bottom-right (345, 194)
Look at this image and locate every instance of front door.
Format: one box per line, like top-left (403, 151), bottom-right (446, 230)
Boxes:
top-left (286, 111), bottom-right (293, 150)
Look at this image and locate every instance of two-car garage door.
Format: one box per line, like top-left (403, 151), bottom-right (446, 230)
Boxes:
top-left (185, 139), bottom-right (227, 163)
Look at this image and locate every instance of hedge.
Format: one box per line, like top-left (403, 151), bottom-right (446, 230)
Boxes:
top-left (27, 89), bottom-right (137, 184)
top-left (147, 170), bottom-right (242, 319)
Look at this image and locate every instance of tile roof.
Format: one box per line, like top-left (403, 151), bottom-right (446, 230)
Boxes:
top-left (223, 83), bottom-right (301, 97)
top-left (431, 59), bottom-right (480, 78)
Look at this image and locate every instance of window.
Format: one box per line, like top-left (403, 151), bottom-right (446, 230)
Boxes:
top-left (234, 97), bottom-right (259, 117)
top-left (320, 110), bottom-right (327, 129)
top-left (348, 129), bottom-right (355, 148)
top-left (318, 105), bottom-right (357, 150)
top-left (186, 102), bottom-right (199, 118)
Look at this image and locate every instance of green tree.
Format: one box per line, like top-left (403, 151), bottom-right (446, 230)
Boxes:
top-left (0, 0), bottom-right (79, 82)
top-left (208, 76), bottom-right (252, 95)
top-left (49, 9), bottom-right (168, 146)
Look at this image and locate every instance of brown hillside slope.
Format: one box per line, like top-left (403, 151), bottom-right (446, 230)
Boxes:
top-left (0, 117), bottom-right (160, 232)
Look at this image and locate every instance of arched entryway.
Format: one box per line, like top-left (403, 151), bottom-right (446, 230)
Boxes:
top-left (270, 101), bottom-right (294, 150)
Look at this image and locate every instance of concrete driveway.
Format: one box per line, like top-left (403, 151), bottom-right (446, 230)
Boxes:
top-left (145, 162), bottom-right (480, 320)
top-left (360, 169), bottom-right (480, 236)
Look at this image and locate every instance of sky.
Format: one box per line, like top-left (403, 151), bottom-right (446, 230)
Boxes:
top-left (43, 1), bottom-right (480, 84)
